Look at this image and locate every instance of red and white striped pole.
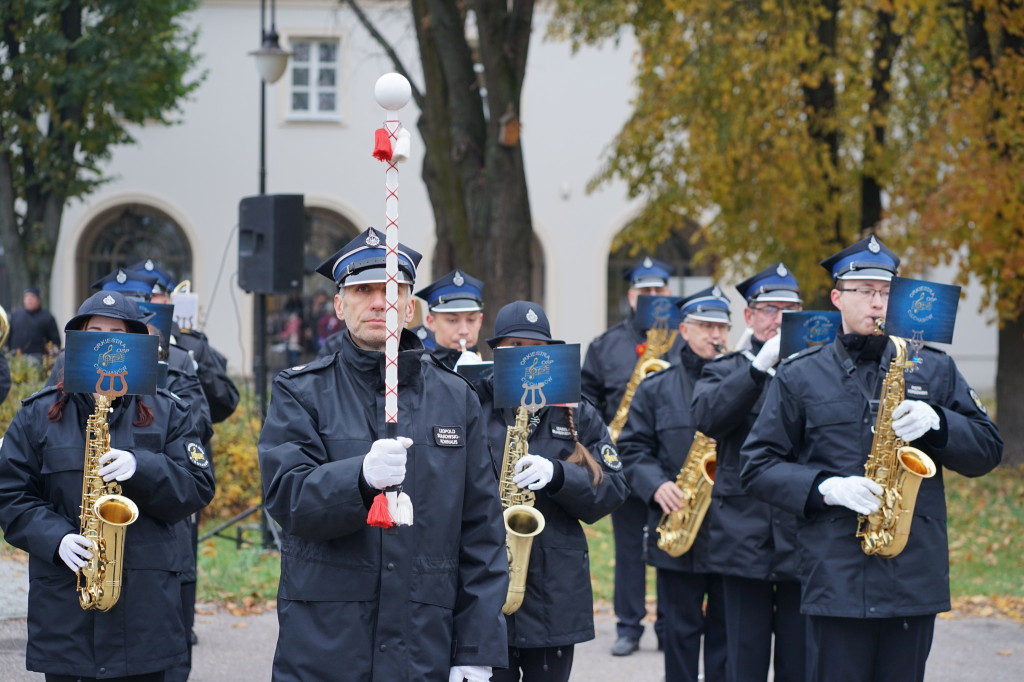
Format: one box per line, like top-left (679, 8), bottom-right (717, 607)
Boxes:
top-left (369, 72), bottom-right (413, 527)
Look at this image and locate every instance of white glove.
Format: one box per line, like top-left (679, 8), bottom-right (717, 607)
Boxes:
top-left (891, 400), bottom-right (940, 442)
top-left (513, 454), bottom-right (554, 491)
top-left (362, 437), bottom-right (413, 490)
top-left (818, 476), bottom-right (883, 515)
top-left (58, 533), bottom-right (94, 572)
top-left (448, 665), bottom-right (492, 682)
top-left (453, 350), bottom-right (483, 370)
top-left (98, 448), bottom-right (137, 482)
top-left (751, 334), bottom-right (781, 372)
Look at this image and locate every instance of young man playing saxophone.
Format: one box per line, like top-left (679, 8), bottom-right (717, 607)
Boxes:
top-left (740, 236), bottom-right (1002, 682)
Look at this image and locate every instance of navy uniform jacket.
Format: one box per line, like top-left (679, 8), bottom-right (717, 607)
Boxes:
top-left (476, 377), bottom-right (629, 649)
top-left (740, 336), bottom-right (1002, 618)
top-left (258, 330), bottom-right (508, 681)
top-left (0, 388), bottom-right (214, 678)
top-left (171, 326), bottom-right (239, 424)
top-left (581, 315), bottom-right (684, 427)
top-left (692, 340), bottom-right (799, 582)
top-left (617, 345), bottom-right (718, 573)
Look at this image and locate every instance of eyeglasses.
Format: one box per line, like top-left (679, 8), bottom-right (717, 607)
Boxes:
top-left (837, 287), bottom-right (890, 301)
top-left (749, 304), bottom-right (802, 316)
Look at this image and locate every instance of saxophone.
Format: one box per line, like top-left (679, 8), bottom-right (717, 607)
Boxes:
top-left (656, 431), bottom-right (717, 557)
top-left (608, 326), bottom-right (676, 443)
top-left (498, 406), bottom-right (546, 615)
top-left (78, 395), bottom-right (139, 611)
top-left (855, 331), bottom-right (936, 558)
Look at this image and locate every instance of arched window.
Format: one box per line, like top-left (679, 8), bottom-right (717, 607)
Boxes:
top-left (76, 204), bottom-right (193, 303)
top-left (605, 218), bottom-right (715, 328)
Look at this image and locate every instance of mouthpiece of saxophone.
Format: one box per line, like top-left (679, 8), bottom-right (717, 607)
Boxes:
top-left (459, 338), bottom-right (468, 352)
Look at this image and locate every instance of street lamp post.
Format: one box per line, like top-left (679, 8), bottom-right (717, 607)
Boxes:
top-left (251, 0), bottom-right (289, 549)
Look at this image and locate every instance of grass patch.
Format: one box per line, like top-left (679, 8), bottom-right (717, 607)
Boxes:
top-left (196, 523), bottom-right (279, 614)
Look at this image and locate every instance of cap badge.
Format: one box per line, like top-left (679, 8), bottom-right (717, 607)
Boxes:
top-left (712, 285), bottom-right (722, 298)
top-left (643, 257), bottom-right (653, 268)
top-left (116, 270), bottom-right (127, 284)
top-left (777, 263), bottom-right (788, 277)
top-left (416, 327), bottom-right (428, 339)
top-left (103, 295), bottom-right (116, 306)
top-left (365, 231), bottom-right (381, 247)
top-left (453, 271), bottom-right (465, 287)
top-left (868, 236), bottom-right (881, 253)
top-left (145, 259), bottom-right (155, 271)
top-left (526, 308), bottom-right (539, 323)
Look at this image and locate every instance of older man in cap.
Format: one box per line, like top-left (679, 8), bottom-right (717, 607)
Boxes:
top-left (413, 269), bottom-right (486, 369)
top-left (692, 264), bottom-right (808, 682)
top-left (617, 285), bottom-right (730, 682)
top-left (581, 256), bottom-right (681, 656)
top-left (257, 227), bottom-right (508, 682)
top-left (741, 236), bottom-right (1002, 682)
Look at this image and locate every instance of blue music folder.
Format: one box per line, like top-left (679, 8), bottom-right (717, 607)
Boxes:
top-left (493, 344), bottom-right (581, 411)
top-left (457, 361), bottom-right (494, 385)
top-left (779, 311), bottom-right (842, 359)
top-left (885, 277), bottom-right (960, 344)
top-left (64, 331), bottom-right (159, 397)
top-left (635, 295), bottom-right (681, 333)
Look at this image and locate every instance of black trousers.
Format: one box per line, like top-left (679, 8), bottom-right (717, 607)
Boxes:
top-left (490, 645), bottom-right (575, 682)
top-left (807, 613), bottom-right (935, 682)
top-left (722, 575), bottom-right (808, 682)
top-left (658, 569), bottom-right (727, 682)
top-left (612, 497), bottom-right (663, 641)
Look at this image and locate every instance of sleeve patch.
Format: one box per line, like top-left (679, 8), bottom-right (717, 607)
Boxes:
top-left (600, 443), bottom-right (622, 471)
top-left (187, 442), bottom-right (210, 468)
top-left (969, 388), bottom-right (988, 415)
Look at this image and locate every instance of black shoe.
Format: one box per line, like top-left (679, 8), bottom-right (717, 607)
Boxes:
top-left (190, 629), bottom-right (198, 646)
top-left (657, 638), bottom-right (664, 652)
top-left (611, 636), bottom-right (640, 656)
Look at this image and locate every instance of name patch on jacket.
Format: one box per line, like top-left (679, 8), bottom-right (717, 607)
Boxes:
top-left (433, 426), bottom-right (465, 447)
top-left (906, 382), bottom-right (930, 399)
top-left (550, 424), bottom-right (574, 440)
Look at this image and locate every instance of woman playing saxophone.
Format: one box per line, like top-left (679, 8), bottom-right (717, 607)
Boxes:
top-left (472, 301), bottom-right (629, 682)
top-left (0, 291), bottom-right (214, 682)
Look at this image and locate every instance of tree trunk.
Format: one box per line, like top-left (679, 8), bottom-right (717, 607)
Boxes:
top-left (996, 313), bottom-right (1024, 466)
top-left (357, 0), bottom-right (537, 317)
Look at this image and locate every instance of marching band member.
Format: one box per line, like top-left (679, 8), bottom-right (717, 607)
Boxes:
top-left (740, 236), bottom-right (1002, 682)
top-left (692, 264), bottom-right (808, 682)
top-left (257, 228), bottom-right (508, 682)
top-left (127, 259), bottom-right (240, 427)
top-left (0, 291), bottom-right (215, 682)
top-left (581, 256), bottom-right (680, 656)
top-left (617, 286), bottom-right (730, 682)
top-left (413, 269), bottom-right (486, 369)
top-left (476, 301), bottom-right (629, 682)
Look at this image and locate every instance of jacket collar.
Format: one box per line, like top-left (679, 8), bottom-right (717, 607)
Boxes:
top-left (338, 329), bottom-right (426, 387)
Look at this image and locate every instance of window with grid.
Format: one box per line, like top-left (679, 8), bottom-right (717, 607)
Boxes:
top-left (288, 38), bottom-right (340, 121)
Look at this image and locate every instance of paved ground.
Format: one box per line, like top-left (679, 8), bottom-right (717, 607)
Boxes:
top-left (2, 555), bottom-right (1022, 680)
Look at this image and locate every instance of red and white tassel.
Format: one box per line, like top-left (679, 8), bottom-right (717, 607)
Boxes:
top-left (367, 492), bottom-right (393, 528)
top-left (372, 127), bottom-right (393, 161)
top-left (393, 491), bottom-right (414, 526)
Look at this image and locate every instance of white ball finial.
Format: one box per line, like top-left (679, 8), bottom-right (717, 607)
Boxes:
top-left (374, 73), bottom-right (411, 111)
